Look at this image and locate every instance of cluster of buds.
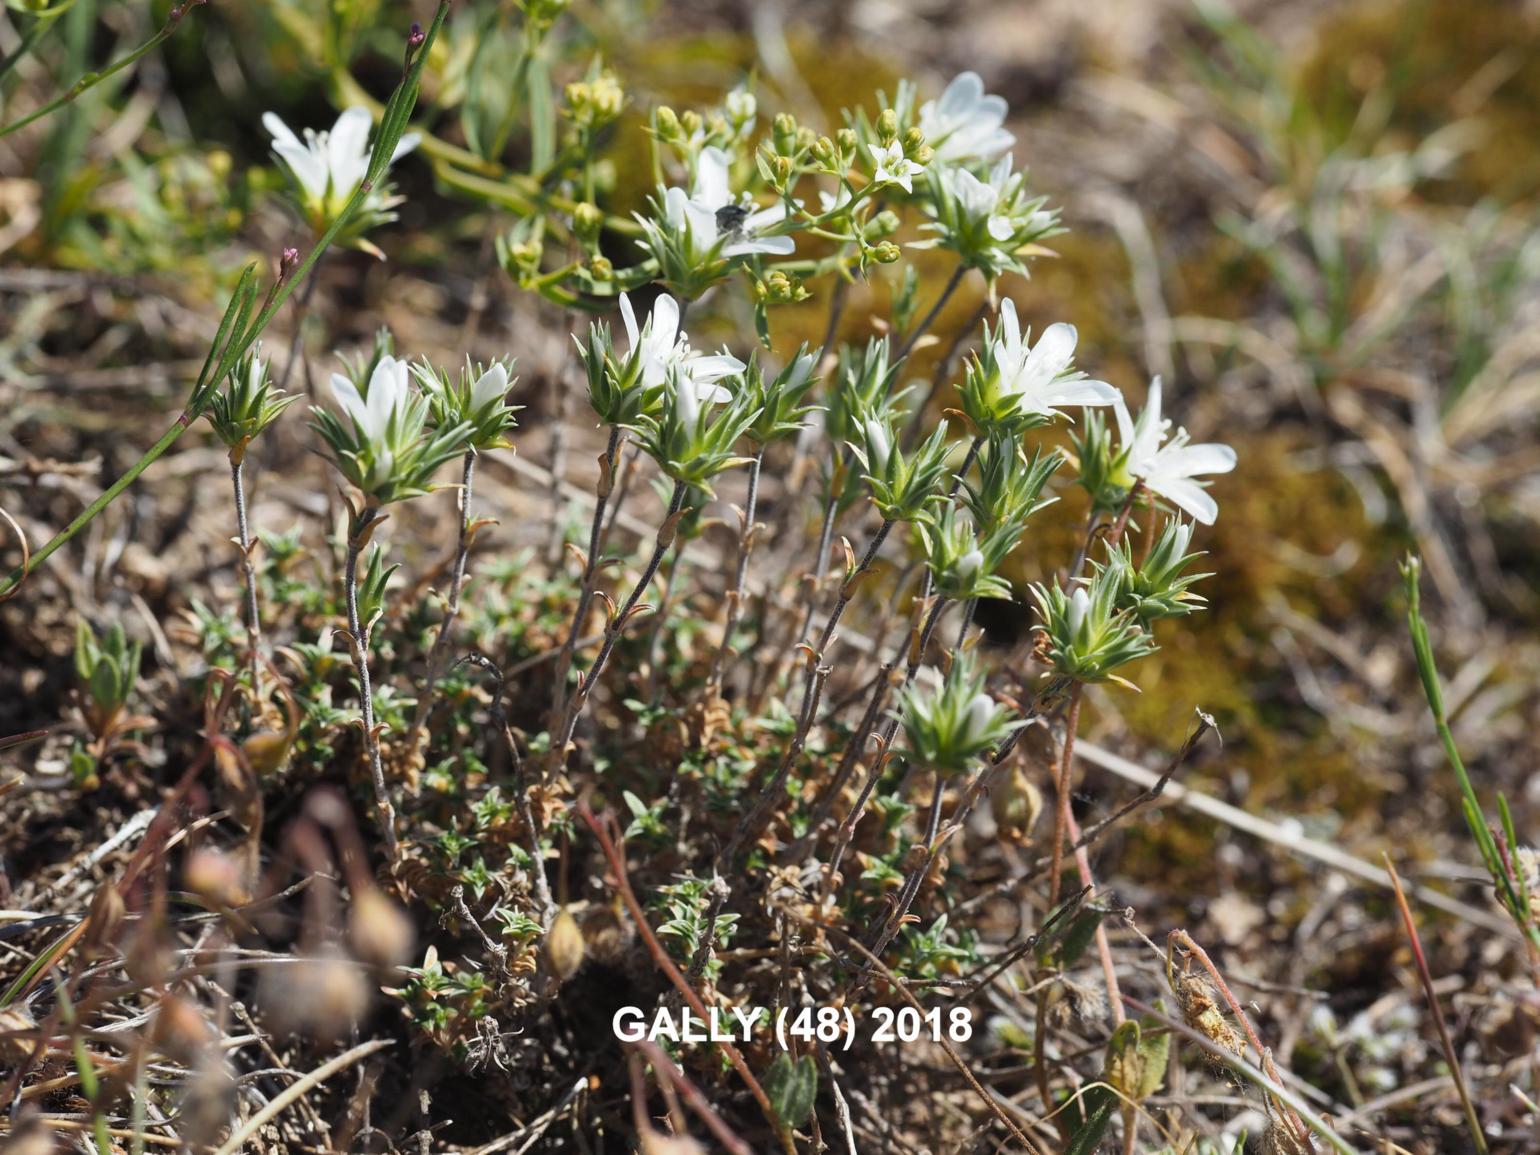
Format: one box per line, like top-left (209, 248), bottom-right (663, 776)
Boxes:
top-left (205, 348), bottom-right (297, 465)
top-left (564, 70), bottom-right (625, 131)
top-left (852, 415), bottom-right (952, 523)
top-left (1030, 574), bottom-right (1158, 686)
top-left (309, 331), bottom-right (474, 506)
top-left (917, 503), bottom-right (1019, 602)
top-left (896, 651), bottom-right (1020, 777)
top-left (1096, 520), bottom-right (1213, 623)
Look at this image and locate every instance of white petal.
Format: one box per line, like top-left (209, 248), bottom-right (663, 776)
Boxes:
top-left (650, 294), bottom-right (681, 348)
top-left (330, 372), bottom-right (368, 427)
top-left (1161, 441), bottom-right (1237, 478)
top-left (273, 140), bottom-right (329, 200)
top-left (472, 364), bottom-right (509, 409)
top-left (262, 112), bottom-right (302, 150)
top-left (694, 381), bottom-right (734, 404)
top-left (619, 293), bottom-right (641, 353)
top-left (723, 235), bottom-right (796, 257)
top-left (939, 72), bottom-right (986, 119)
top-left (328, 107), bottom-right (373, 193)
top-left (689, 353), bottom-right (746, 382)
top-left (1020, 323), bottom-right (1078, 391)
top-left (744, 202), bottom-right (786, 231)
top-left (1113, 397), bottom-right (1135, 449)
top-left (1046, 378), bottom-right (1122, 409)
top-left (694, 147), bottom-right (732, 209)
top-left (1149, 477), bottom-right (1218, 525)
top-left (391, 131), bottom-right (421, 163)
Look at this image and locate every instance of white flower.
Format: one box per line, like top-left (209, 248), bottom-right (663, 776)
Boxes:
top-left (469, 363), bottom-right (510, 411)
top-left (724, 85), bottom-right (757, 133)
top-left (991, 300), bottom-right (1121, 417)
top-left (962, 691), bottom-right (998, 743)
top-left (957, 548), bottom-right (984, 580)
top-left (677, 147), bottom-right (795, 259)
top-left (618, 292), bottom-right (745, 401)
top-left (1065, 586), bottom-right (1091, 637)
top-left (263, 107), bottom-right (420, 223)
top-left (330, 355), bottom-right (410, 486)
top-left (917, 72), bottom-right (1014, 164)
top-left (1114, 378), bottom-right (1237, 525)
top-left (946, 154), bottom-right (1034, 242)
top-left (871, 140), bottom-right (923, 194)
top-left (863, 417), bottom-right (892, 473)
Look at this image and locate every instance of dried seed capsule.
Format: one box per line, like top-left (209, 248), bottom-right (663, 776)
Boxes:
top-left (544, 908), bottom-right (586, 982)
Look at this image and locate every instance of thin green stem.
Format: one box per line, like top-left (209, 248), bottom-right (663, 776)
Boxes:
top-left (893, 262), bottom-right (967, 363)
top-left (0, 1), bottom-right (452, 601)
top-left (0, 1), bottom-right (199, 140)
top-left (0, 7), bottom-right (65, 87)
top-left (230, 456), bottom-right (262, 686)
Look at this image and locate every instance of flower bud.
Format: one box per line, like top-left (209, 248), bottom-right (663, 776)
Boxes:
top-left (653, 106), bottom-right (680, 139)
top-left (242, 728), bottom-right (292, 775)
top-left (913, 144), bottom-right (934, 166)
top-left (810, 136), bottom-right (837, 167)
top-left (771, 154), bottom-right (793, 186)
top-left (184, 847), bottom-right (250, 907)
top-left (679, 109), bottom-right (702, 137)
top-left (279, 246), bottom-right (301, 283)
top-left (261, 946), bottom-right (370, 1041)
top-left (589, 255), bottom-right (614, 281)
top-left (349, 887), bottom-right (416, 968)
top-left (544, 908), bottom-right (586, 981)
top-left (836, 127), bottom-right (857, 155)
top-left (772, 112), bottom-right (797, 153)
top-left (902, 127), bottom-right (925, 152)
top-left (795, 125), bottom-right (818, 152)
top-left (573, 200), bottom-right (603, 246)
top-left (876, 108), bottom-right (899, 145)
top-left (869, 209), bottom-right (901, 237)
top-left (872, 241), bottom-right (901, 264)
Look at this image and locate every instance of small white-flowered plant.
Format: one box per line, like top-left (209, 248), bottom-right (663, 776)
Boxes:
top-left (619, 291), bottom-right (745, 401)
top-left (961, 300), bottom-right (1121, 434)
top-left (312, 344), bottom-right (470, 505)
top-left (897, 651), bottom-right (1019, 776)
top-left (917, 71), bottom-right (1014, 164)
top-left (263, 106), bottom-right (420, 253)
top-left (924, 155), bottom-right (1058, 278)
top-left (1112, 378), bottom-right (1238, 525)
top-left (413, 358), bottom-right (519, 451)
top-left (638, 146), bottom-right (793, 294)
top-left (870, 139), bottom-right (924, 193)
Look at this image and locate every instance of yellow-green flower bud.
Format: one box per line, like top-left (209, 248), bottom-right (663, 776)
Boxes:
top-left (876, 108), bottom-right (898, 145)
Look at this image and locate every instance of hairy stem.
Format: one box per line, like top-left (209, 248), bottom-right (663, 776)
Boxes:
top-left (229, 457), bottom-right (262, 684)
top-left (553, 480), bottom-right (689, 762)
top-left (344, 514), bottom-right (398, 861)
top-left (408, 449), bottom-right (478, 750)
top-left (551, 425), bottom-right (625, 720)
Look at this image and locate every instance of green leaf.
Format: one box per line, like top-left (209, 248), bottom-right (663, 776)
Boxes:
top-left (526, 53), bottom-right (555, 175)
top-left (1064, 1084), bottom-right (1118, 1155)
top-left (89, 657), bottom-right (120, 711)
top-left (763, 1052), bottom-right (817, 1131)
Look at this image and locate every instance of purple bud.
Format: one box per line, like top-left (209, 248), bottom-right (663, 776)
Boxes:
top-left (408, 21), bottom-right (425, 49)
top-left (279, 247), bottom-right (301, 282)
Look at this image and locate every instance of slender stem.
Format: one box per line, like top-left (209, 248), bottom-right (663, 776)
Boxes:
top-left (408, 449), bottom-right (477, 749)
top-left (1047, 685), bottom-right (1084, 910)
top-left (1385, 857), bottom-right (1488, 1155)
top-left (705, 447), bottom-right (763, 698)
top-left (641, 546), bottom-right (684, 696)
top-left (803, 595), bottom-right (948, 859)
top-left (553, 481), bottom-right (688, 761)
top-left (550, 425), bottom-right (625, 720)
top-left (893, 262), bottom-right (967, 363)
top-left (0, 1), bottom-right (452, 600)
top-left (344, 515), bottom-right (398, 861)
top-left (229, 457), bottom-right (262, 684)
top-left (275, 264), bottom-right (322, 396)
top-left (726, 518), bottom-right (894, 863)
top-left (866, 763), bottom-right (993, 961)
top-left (0, 5), bottom-right (196, 140)
top-left (0, 8), bottom-right (63, 87)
